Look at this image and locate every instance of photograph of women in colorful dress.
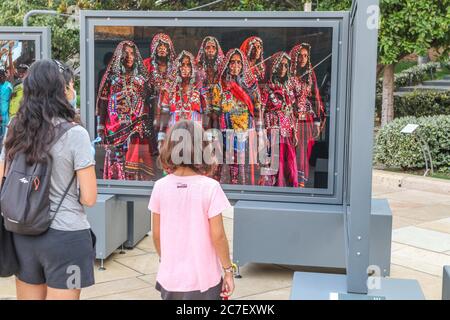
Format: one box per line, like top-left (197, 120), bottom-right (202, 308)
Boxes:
top-left (93, 27), bottom-right (332, 188)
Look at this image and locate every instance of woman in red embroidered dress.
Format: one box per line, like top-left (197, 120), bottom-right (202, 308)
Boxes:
top-left (157, 51), bottom-right (202, 145)
top-left (143, 33), bottom-right (176, 91)
top-left (214, 48), bottom-right (262, 185)
top-left (290, 43), bottom-right (326, 187)
top-left (96, 40), bottom-right (154, 180)
top-left (260, 52), bottom-right (298, 187)
top-left (143, 33), bottom-right (176, 154)
top-left (195, 36), bottom-right (225, 131)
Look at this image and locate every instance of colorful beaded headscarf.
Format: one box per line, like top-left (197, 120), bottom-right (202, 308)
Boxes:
top-left (171, 50), bottom-right (197, 86)
top-left (96, 40), bottom-right (148, 109)
top-left (195, 36), bottom-right (224, 72)
top-left (268, 51), bottom-right (291, 85)
top-left (219, 48), bottom-right (256, 89)
top-left (289, 43), bottom-right (313, 85)
top-left (240, 36), bottom-right (265, 79)
top-left (150, 33), bottom-right (176, 70)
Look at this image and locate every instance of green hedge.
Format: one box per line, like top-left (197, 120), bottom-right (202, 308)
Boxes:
top-left (376, 61), bottom-right (441, 95)
top-left (375, 90), bottom-right (450, 119)
top-left (374, 115), bottom-right (450, 173)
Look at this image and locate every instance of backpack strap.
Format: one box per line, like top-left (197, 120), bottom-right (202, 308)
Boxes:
top-left (50, 121), bottom-right (79, 148)
top-left (49, 121), bottom-right (79, 220)
top-left (51, 174), bottom-right (76, 219)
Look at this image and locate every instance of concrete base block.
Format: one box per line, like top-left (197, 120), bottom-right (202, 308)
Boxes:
top-left (86, 194), bottom-right (127, 260)
top-left (233, 199), bottom-right (392, 276)
top-left (124, 200), bottom-right (151, 248)
top-left (290, 272), bottom-right (425, 300)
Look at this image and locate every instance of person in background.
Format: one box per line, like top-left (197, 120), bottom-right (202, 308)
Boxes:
top-left (149, 120), bottom-right (235, 300)
top-left (9, 64), bottom-right (29, 119)
top-left (0, 69), bottom-right (13, 141)
top-left (96, 51), bottom-right (113, 95)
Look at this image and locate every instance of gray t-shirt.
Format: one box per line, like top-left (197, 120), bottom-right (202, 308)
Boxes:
top-left (1, 121), bottom-right (95, 231)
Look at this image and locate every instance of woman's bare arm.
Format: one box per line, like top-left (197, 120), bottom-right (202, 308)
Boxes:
top-left (77, 166), bottom-right (97, 207)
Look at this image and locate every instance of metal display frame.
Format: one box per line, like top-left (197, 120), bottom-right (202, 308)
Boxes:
top-left (0, 26), bottom-right (51, 60)
top-left (80, 2), bottom-right (403, 297)
top-left (343, 0), bottom-right (379, 293)
top-left (80, 10), bottom-right (348, 204)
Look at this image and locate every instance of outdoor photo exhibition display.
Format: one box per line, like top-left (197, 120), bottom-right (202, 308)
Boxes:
top-left (82, 12), bottom-right (344, 204)
top-left (0, 27), bottom-right (51, 137)
top-left (0, 39), bottom-right (35, 74)
top-left (80, 2), bottom-right (403, 298)
top-left (0, 27), bottom-right (51, 65)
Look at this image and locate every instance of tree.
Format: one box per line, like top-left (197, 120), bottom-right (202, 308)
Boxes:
top-left (0, 0), bottom-right (303, 62)
top-left (319, 0), bottom-right (450, 126)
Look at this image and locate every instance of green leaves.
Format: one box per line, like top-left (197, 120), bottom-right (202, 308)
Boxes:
top-left (376, 90), bottom-right (450, 119)
top-left (376, 61), bottom-right (441, 94)
top-left (317, 0), bottom-right (450, 65)
top-left (374, 115), bottom-right (450, 172)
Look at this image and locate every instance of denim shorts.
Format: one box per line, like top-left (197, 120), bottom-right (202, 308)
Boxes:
top-left (13, 228), bottom-right (95, 289)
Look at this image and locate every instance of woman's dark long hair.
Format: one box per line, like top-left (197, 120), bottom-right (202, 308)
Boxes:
top-left (4, 59), bottom-right (76, 164)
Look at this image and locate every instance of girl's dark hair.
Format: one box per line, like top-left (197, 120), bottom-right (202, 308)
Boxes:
top-left (53, 59), bottom-right (74, 87)
top-left (4, 59), bottom-right (76, 164)
top-left (62, 67), bottom-right (74, 87)
top-left (159, 120), bottom-right (216, 176)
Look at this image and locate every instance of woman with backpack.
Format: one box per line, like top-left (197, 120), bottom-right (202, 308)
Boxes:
top-left (0, 59), bottom-right (97, 300)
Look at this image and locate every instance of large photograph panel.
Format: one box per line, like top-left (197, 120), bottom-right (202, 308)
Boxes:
top-left (93, 26), bottom-right (333, 189)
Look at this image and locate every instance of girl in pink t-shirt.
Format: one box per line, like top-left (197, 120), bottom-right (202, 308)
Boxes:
top-left (149, 120), bottom-right (235, 300)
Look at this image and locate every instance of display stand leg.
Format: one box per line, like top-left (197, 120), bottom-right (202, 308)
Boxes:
top-left (119, 244), bottom-right (126, 254)
top-left (235, 265), bottom-right (242, 279)
top-left (98, 259), bottom-right (106, 271)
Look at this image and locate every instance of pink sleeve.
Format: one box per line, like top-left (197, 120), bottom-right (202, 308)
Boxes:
top-left (148, 182), bottom-right (161, 214)
top-left (208, 182), bottom-right (231, 219)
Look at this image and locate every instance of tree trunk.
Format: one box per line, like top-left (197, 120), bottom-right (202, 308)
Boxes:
top-left (376, 64), bottom-right (384, 79)
top-left (381, 64), bottom-right (395, 126)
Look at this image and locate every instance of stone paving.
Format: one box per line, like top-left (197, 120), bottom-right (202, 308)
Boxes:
top-left (1, 173), bottom-right (449, 300)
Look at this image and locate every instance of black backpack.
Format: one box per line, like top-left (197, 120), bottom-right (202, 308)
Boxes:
top-left (1, 121), bottom-right (78, 235)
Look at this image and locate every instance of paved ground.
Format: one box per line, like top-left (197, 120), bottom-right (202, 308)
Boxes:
top-left (1, 175), bottom-right (449, 300)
